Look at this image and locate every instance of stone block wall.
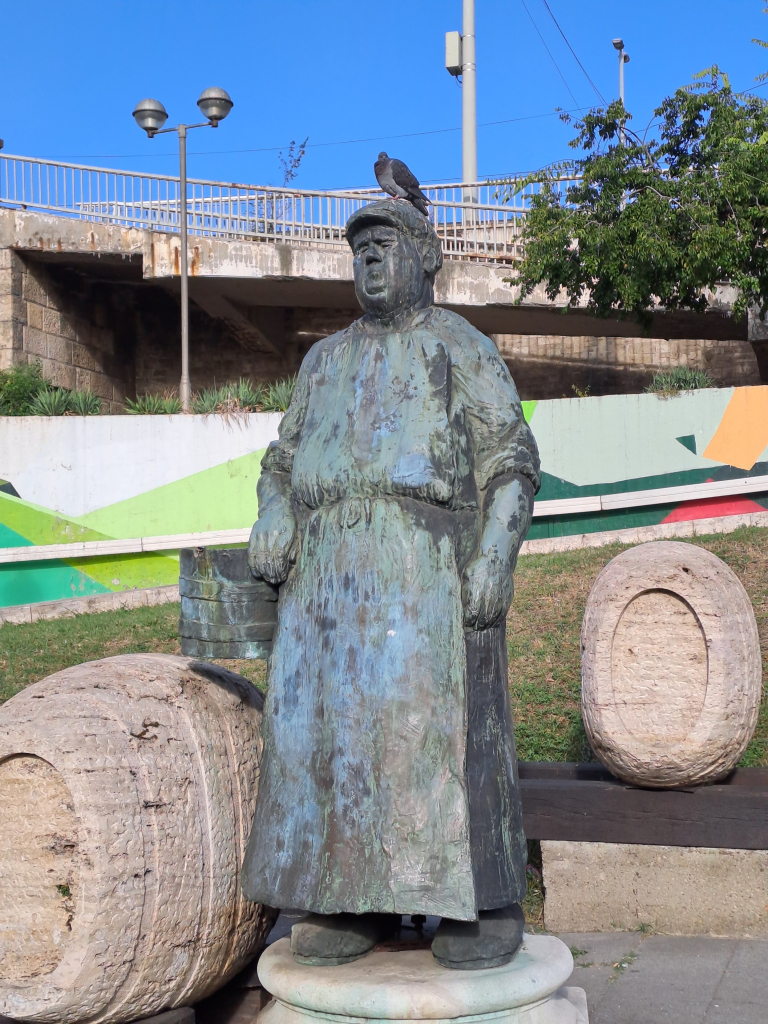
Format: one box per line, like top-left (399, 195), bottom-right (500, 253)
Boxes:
top-left (3, 249), bottom-right (762, 409)
top-left (133, 304), bottom-right (359, 395)
top-left (0, 250), bottom-right (132, 411)
top-left (493, 333), bottom-right (761, 400)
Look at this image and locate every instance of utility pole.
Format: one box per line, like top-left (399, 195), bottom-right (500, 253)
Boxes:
top-left (446, 1), bottom-right (478, 204)
top-left (612, 38), bottom-right (630, 144)
top-left (462, 0), bottom-right (477, 194)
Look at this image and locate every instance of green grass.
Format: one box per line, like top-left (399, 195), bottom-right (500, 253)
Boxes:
top-left (0, 603), bottom-right (267, 702)
top-left (2, 527), bottom-right (767, 767)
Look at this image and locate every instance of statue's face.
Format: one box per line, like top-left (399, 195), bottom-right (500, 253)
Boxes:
top-left (351, 224), bottom-right (426, 317)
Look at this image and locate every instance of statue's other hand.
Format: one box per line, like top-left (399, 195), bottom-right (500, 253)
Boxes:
top-left (248, 510), bottom-right (297, 585)
top-left (461, 553), bottom-right (514, 630)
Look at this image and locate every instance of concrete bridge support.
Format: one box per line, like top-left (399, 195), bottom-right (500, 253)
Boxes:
top-left (0, 206), bottom-right (761, 404)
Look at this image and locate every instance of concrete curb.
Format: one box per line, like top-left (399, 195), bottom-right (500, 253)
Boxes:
top-left (0, 585), bottom-right (180, 626)
top-left (520, 510), bottom-right (768, 556)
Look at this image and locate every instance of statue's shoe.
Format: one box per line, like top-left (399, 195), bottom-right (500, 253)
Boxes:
top-left (291, 912), bottom-right (401, 966)
top-left (431, 903), bottom-right (525, 970)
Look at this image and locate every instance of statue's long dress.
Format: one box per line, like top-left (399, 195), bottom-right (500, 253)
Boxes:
top-left (242, 307), bottom-right (540, 921)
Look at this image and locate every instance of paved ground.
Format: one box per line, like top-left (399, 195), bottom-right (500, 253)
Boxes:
top-left (196, 916), bottom-right (768, 1024)
top-left (559, 931), bottom-right (768, 1024)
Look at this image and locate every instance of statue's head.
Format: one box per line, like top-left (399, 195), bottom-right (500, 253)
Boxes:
top-left (346, 200), bottom-right (443, 319)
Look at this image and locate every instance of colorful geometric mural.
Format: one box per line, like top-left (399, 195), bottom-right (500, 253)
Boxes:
top-left (0, 414), bottom-right (280, 608)
top-left (527, 386), bottom-right (768, 540)
top-left (2, 389), bottom-right (768, 610)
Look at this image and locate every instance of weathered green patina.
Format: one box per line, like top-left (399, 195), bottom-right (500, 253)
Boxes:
top-left (242, 200), bottom-right (540, 926)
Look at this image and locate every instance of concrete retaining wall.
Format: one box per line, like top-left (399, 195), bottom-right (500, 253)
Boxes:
top-left (542, 840), bottom-right (768, 938)
top-left (3, 386), bottom-right (768, 609)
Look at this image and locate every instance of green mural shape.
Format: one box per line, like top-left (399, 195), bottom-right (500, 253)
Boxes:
top-left (0, 560), bottom-right (110, 609)
top-left (0, 492), bottom-right (179, 605)
top-left (676, 434), bottom-right (697, 455)
top-left (69, 550), bottom-right (180, 592)
top-left (521, 400), bottom-right (538, 423)
top-left (0, 514), bottom-right (110, 606)
top-left (0, 491), bottom-right (105, 547)
top-left (77, 449), bottom-right (267, 539)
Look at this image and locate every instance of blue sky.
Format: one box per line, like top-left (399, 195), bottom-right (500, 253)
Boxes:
top-left (2, 1), bottom-right (766, 190)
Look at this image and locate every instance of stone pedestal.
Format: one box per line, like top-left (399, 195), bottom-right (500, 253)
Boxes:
top-left (257, 936), bottom-right (587, 1024)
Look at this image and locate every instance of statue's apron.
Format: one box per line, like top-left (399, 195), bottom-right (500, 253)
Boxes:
top-left (241, 492), bottom-right (527, 920)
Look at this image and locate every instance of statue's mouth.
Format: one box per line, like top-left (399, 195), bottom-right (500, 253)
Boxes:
top-left (363, 272), bottom-right (386, 294)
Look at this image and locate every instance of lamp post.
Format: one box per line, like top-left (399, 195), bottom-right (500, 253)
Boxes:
top-left (612, 39), bottom-right (630, 144)
top-left (132, 88), bottom-right (233, 412)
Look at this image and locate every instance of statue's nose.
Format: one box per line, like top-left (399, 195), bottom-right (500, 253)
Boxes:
top-left (365, 246), bottom-right (382, 264)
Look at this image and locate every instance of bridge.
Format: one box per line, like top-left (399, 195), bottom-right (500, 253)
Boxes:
top-left (0, 154), bottom-right (756, 408)
top-left (0, 153), bottom-right (550, 263)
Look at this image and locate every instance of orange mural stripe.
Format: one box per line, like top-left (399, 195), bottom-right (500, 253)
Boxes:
top-left (703, 386), bottom-right (768, 471)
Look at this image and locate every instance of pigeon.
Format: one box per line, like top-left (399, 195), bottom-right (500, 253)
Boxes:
top-left (374, 152), bottom-right (430, 216)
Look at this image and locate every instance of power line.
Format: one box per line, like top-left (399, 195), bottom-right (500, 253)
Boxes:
top-left (539, 0), bottom-right (607, 105)
top-left (34, 108), bottom-right (587, 161)
top-left (520, 0), bottom-right (582, 111)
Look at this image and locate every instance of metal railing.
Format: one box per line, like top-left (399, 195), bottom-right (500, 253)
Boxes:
top-left (0, 154), bottom-right (576, 265)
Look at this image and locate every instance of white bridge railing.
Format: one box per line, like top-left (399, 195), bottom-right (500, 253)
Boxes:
top-left (0, 154), bottom-right (575, 265)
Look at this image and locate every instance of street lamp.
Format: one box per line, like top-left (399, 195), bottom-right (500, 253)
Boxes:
top-left (132, 88), bottom-right (233, 412)
top-left (612, 39), bottom-right (630, 144)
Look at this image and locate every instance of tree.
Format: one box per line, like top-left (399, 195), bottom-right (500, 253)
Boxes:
top-left (278, 137), bottom-right (309, 187)
top-left (501, 67), bottom-right (768, 330)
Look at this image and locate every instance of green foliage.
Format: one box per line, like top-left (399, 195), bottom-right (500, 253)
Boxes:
top-left (28, 385), bottom-right (102, 416)
top-left (192, 378), bottom-right (265, 415)
top-left (502, 62), bottom-right (768, 327)
top-left (261, 377), bottom-right (297, 412)
top-left (68, 389), bottom-right (102, 415)
top-left (0, 362), bottom-right (45, 415)
top-left (126, 392), bottom-right (182, 415)
top-left (0, 363), bottom-right (101, 416)
top-left (645, 366), bottom-right (715, 393)
top-left (29, 387), bottom-right (73, 416)
top-left (126, 380), bottom-right (292, 415)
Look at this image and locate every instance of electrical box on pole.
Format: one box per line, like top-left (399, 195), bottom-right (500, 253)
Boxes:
top-left (445, 31), bottom-right (463, 76)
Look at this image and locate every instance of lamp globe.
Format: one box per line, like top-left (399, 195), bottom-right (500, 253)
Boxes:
top-left (132, 98), bottom-right (169, 135)
top-left (197, 87), bottom-right (233, 126)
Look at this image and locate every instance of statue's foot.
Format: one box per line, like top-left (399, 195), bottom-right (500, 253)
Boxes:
top-left (291, 912), bottom-right (400, 966)
top-left (431, 903), bottom-right (524, 970)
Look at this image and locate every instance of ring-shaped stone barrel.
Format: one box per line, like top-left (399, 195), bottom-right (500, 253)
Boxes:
top-left (581, 541), bottom-right (762, 788)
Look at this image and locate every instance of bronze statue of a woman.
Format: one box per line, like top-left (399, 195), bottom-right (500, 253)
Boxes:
top-left (242, 200), bottom-right (540, 971)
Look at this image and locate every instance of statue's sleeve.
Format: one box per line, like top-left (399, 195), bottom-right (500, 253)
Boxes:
top-left (260, 356), bottom-right (312, 476)
top-left (450, 328), bottom-right (541, 495)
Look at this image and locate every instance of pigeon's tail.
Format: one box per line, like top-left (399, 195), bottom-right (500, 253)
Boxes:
top-left (407, 189), bottom-right (430, 217)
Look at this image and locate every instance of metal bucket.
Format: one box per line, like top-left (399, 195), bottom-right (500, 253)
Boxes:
top-left (179, 547), bottom-right (278, 660)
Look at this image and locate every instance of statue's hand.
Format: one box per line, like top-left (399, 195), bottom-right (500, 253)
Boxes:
top-left (248, 507), bottom-right (297, 584)
top-left (461, 552), bottom-right (514, 630)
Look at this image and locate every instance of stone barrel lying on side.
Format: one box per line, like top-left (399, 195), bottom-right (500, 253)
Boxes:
top-left (0, 654), bottom-right (275, 1024)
